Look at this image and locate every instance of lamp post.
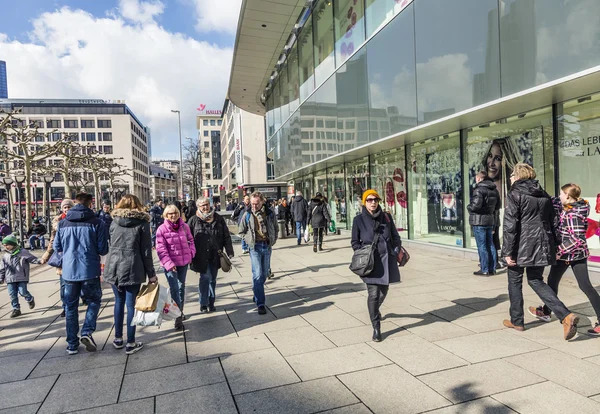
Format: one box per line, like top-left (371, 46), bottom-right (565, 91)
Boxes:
top-left (171, 109), bottom-right (184, 201)
top-left (14, 174), bottom-right (26, 247)
top-left (2, 177), bottom-right (14, 230)
top-left (43, 175), bottom-right (54, 225)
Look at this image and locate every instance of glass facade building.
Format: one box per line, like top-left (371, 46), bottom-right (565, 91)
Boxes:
top-left (0, 61), bottom-right (7, 99)
top-left (242, 0), bottom-right (600, 265)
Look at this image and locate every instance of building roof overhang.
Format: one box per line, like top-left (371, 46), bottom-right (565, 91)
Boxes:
top-left (227, 0), bottom-right (306, 116)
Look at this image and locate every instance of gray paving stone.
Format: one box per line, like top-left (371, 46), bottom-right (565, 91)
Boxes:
top-left (450, 313), bottom-right (509, 333)
top-left (285, 343), bottom-right (391, 381)
top-left (125, 330), bottom-right (187, 374)
top-left (184, 315), bottom-right (238, 342)
top-left (30, 351), bottom-right (127, 379)
top-left (401, 313), bottom-right (475, 342)
top-left (323, 322), bottom-right (403, 346)
top-left (266, 325), bottom-right (336, 356)
top-left (301, 308), bottom-right (365, 332)
top-left (0, 376), bottom-right (57, 410)
top-left (221, 348), bottom-right (300, 395)
top-left (236, 377), bottom-right (358, 414)
top-left (369, 333), bottom-right (469, 376)
top-left (425, 397), bottom-right (516, 413)
top-left (493, 381), bottom-right (600, 413)
top-left (0, 351), bottom-right (45, 383)
top-left (419, 360), bottom-right (545, 403)
top-left (434, 330), bottom-right (547, 363)
top-left (591, 394), bottom-right (600, 403)
top-left (69, 398), bottom-right (154, 414)
top-left (155, 382), bottom-right (237, 414)
top-left (233, 315), bottom-right (310, 336)
top-left (506, 348), bottom-right (600, 397)
top-left (338, 364), bottom-right (451, 414)
top-left (119, 359), bottom-right (225, 401)
top-left (0, 403), bottom-right (41, 414)
top-left (319, 404), bottom-right (372, 414)
top-left (187, 334), bottom-right (273, 361)
top-left (39, 365), bottom-right (123, 414)
top-left (0, 337), bottom-right (58, 358)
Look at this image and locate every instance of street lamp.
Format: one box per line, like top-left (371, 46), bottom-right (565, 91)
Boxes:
top-left (2, 177), bottom-right (13, 230)
top-left (43, 175), bottom-right (54, 225)
top-left (14, 174), bottom-right (26, 247)
top-left (171, 109), bottom-right (184, 201)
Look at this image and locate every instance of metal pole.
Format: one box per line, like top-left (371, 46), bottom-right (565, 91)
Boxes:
top-left (5, 185), bottom-right (11, 230)
top-left (17, 186), bottom-right (24, 247)
top-left (177, 111), bottom-right (184, 201)
top-left (45, 183), bottom-right (50, 224)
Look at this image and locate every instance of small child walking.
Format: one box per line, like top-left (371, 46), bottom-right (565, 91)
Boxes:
top-left (0, 235), bottom-right (41, 317)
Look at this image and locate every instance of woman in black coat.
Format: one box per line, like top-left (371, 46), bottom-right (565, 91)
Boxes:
top-left (104, 195), bottom-right (157, 354)
top-left (351, 189), bottom-right (401, 342)
top-left (501, 163), bottom-right (578, 340)
top-left (187, 197), bottom-right (234, 313)
top-left (308, 192), bottom-right (331, 252)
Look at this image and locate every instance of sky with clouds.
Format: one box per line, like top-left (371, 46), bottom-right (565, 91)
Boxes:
top-left (0, 0), bottom-right (242, 161)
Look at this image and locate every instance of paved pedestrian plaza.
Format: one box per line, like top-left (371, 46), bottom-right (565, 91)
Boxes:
top-left (1, 233), bottom-right (600, 413)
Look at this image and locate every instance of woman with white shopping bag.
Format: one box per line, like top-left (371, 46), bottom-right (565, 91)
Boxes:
top-left (103, 195), bottom-right (157, 355)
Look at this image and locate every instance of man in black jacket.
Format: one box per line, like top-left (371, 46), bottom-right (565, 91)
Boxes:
top-left (291, 191), bottom-right (309, 246)
top-left (27, 218), bottom-right (48, 250)
top-left (467, 171), bottom-right (500, 275)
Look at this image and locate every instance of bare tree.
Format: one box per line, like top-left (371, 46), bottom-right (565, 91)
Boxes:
top-left (182, 138), bottom-right (204, 200)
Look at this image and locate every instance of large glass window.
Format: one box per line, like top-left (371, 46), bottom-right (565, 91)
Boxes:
top-left (557, 92), bottom-right (600, 263)
top-left (336, 48), bottom-right (369, 147)
top-left (313, 75), bottom-right (338, 161)
top-left (463, 106), bottom-right (553, 249)
top-left (500, 0), bottom-right (600, 96)
top-left (280, 63), bottom-right (290, 123)
top-left (345, 156), bottom-right (370, 223)
top-left (273, 81), bottom-right (282, 132)
top-left (327, 164), bottom-right (347, 229)
top-left (365, 0), bottom-right (413, 38)
top-left (267, 94), bottom-right (275, 138)
top-left (298, 16), bottom-right (315, 101)
top-left (314, 169), bottom-right (328, 199)
top-left (288, 45), bottom-right (300, 114)
top-left (334, 0), bottom-right (365, 67)
top-left (367, 3), bottom-right (417, 137)
top-left (414, 0), bottom-right (500, 123)
top-left (313, 0), bottom-right (336, 86)
top-left (408, 132), bottom-right (463, 247)
top-left (371, 148), bottom-right (408, 239)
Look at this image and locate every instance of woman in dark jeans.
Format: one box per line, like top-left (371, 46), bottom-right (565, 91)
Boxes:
top-left (104, 195), bottom-right (157, 354)
top-left (501, 163), bottom-right (578, 340)
top-left (529, 183), bottom-right (600, 336)
top-left (351, 189), bottom-right (401, 342)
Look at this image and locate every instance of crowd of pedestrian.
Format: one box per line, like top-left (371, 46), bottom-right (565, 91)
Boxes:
top-left (1, 169), bottom-right (599, 354)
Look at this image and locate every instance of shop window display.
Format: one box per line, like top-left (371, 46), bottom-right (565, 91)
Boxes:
top-left (328, 165), bottom-right (347, 230)
top-left (370, 148), bottom-right (408, 239)
top-left (345, 157), bottom-right (370, 223)
top-left (408, 132), bottom-right (463, 246)
top-left (557, 93), bottom-right (600, 265)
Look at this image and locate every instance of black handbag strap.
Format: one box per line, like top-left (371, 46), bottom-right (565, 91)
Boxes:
top-left (370, 218), bottom-right (381, 249)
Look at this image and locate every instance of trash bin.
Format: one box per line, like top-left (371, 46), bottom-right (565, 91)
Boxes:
top-left (277, 220), bottom-right (287, 239)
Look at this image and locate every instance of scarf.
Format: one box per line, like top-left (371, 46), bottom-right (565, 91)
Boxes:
top-left (198, 208), bottom-right (215, 223)
top-left (167, 217), bottom-right (181, 231)
top-left (252, 206), bottom-right (268, 238)
top-left (10, 247), bottom-right (21, 256)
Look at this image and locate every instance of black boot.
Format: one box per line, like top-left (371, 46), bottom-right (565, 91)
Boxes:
top-left (318, 244), bottom-right (323, 251)
top-left (372, 323), bottom-right (382, 342)
top-left (313, 243), bottom-right (317, 253)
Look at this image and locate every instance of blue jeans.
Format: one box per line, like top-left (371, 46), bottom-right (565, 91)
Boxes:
top-left (7, 282), bottom-right (33, 310)
top-left (241, 238), bottom-right (248, 252)
top-left (112, 284), bottom-right (140, 344)
top-left (199, 262), bottom-right (218, 307)
top-left (473, 225), bottom-right (497, 273)
top-left (164, 265), bottom-right (188, 311)
top-left (64, 278), bottom-right (102, 350)
top-left (249, 242), bottom-right (271, 307)
top-left (295, 221), bottom-right (306, 243)
top-left (28, 235), bottom-right (45, 250)
top-left (59, 275), bottom-right (66, 311)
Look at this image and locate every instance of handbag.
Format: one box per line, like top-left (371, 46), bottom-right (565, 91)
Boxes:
top-left (219, 250), bottom-right (232, 273)
top-left (349, 222), bottom-right (381, 277)
top-left (47, 251), bottom-right (63, 268)
top-left (135, 283), bottom-right (160, 312)
top-left (396, 246), bottom-right (410, 267)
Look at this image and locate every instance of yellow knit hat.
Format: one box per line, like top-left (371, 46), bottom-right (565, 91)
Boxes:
top-left (362, 189), bottom-right (381, 205)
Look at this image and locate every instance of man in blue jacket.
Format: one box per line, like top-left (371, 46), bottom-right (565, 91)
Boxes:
top-left (54, 193), bottom-right (109, 355)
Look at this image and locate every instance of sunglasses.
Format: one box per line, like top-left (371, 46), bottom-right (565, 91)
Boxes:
top-left (365, 198), bottom-right (380, 203)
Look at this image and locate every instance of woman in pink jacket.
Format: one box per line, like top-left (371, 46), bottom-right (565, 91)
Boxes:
top-left (156, 204), bottom-right (195, 329)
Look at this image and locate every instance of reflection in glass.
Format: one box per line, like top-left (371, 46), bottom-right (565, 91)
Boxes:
top-left (288, 45), bottom-right (300, 114)
top-left (345, 156), bottom-right (369, 223)
top-left (299, 16), bottom-right (315, 101)
top-left (366, 3), bottom-right (417, 137)
top-left (267, 94), bottom-right (275, 138)
top-left (328, 165), bottom-right (347, 230)
top-left (280, 62), bottom-right (290, 123)
top-left (336, 49), bottom-right (369, 148)
top-left (365, 0), bottom-right (413, 38)
top-left (313, 0), bottom-right (336, 85)
top-left (313, 75), bottom-right (338, 162)
top-left (272, 80), bottom-right (282, 132)
top-left (414, 0), bottom-right (500, 123)
top-left (500, 0), bottom-right (600, 96)
top-left (334, 0), bottom-right (365, 67)
top-left (408, 132), bottom-right (463, 246)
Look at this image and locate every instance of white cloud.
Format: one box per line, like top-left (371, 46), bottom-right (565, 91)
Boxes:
top-left (119, 0), bottom-right (165, 24)
top-left (192, 0), bottom-right (242, 34)
top-left (0, 4), bottom-right (234, 159)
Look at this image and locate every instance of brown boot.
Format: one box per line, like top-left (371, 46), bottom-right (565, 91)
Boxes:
top-left (562, 313), bottom-right (579, 340)
top-left (503, 319), bottom-right (525, 331)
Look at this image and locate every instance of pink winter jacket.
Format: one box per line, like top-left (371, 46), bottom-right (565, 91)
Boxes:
top-left (156, 218), bottom-right (196, 271)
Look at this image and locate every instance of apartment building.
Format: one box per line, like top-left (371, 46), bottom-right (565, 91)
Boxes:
top-left (196, 112), bottom-right (223, 192)
top-left (150, 164), bottom-right (177, 203)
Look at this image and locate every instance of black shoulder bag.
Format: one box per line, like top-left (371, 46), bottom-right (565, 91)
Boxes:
top-left (349, 220), bottom-right (381, 277)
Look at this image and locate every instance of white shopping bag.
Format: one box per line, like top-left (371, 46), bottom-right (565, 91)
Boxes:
top-left (161, 291), bottom-right (182, 321)
top-left (131, 284), bottom-right (170, 327)
top-left (303, 226), bottom-right (311, 243)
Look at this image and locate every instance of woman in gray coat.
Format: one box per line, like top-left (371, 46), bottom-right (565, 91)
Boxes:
top-left (104, 195), bottom-right (157, 354)
top-left (351, 189), bottom-right (401, 342)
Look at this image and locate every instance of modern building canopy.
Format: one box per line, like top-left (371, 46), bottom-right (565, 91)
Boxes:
top-left (228, 0), bottom-right (307, 115)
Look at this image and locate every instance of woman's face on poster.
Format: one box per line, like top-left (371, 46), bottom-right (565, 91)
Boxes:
top-left (486, 143), bottom-right (503, 181)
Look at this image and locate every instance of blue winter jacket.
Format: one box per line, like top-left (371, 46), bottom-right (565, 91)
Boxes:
top-left (53, 204), bottom-right (109, 281)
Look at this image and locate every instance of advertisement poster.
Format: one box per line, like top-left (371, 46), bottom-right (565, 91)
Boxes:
top-left (425, 149), bottom-right (462, 236)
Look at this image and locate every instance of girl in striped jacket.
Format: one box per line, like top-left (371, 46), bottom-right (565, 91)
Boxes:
top-left (529, 183), bottom-right (600, 336)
